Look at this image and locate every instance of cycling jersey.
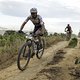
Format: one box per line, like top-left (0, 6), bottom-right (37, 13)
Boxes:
top-left (24, 15), bottom-right (44, 26)
top-left (66, 26), bottom-right (71, 31)
top-left (24, 15), bottom-right (46, 35)
top-left (65, 25), bottom-right (72, 34)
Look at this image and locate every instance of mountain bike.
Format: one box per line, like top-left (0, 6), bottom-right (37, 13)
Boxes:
top-left (17, 31), bottom-right (45, 71)
top-left (65, 31), bottom-right (72, 41)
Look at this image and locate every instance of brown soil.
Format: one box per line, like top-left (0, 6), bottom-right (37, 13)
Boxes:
top-left (0, 40), bottom-right (80, 80)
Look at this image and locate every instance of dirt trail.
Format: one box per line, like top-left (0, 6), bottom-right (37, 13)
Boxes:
top-left (31, 39), bottom-right (80, 80)
top-left (0, 41), bottom-right (68, 80)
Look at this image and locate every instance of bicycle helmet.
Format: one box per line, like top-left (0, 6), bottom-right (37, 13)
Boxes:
top-left (30, 8), bottom-right (37, 13)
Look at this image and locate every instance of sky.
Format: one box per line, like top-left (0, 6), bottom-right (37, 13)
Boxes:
top-left (0, 0), bottom-right (80, 34)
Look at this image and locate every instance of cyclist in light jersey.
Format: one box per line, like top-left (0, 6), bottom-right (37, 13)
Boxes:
top-left (19, 8), bottom-right (47, 36)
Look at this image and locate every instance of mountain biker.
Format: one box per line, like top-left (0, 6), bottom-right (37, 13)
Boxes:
top-left (19, 8), bottom-right (47, 57)
top-left (65, 24), bottom-right (72, 40)
top-left (65, 24), bottom-right (72, 33)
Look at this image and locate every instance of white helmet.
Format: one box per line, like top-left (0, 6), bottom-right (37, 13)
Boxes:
top-left (30, 8), bottom-right (37, 13)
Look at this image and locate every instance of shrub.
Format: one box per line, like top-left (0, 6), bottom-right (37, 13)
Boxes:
top-left (68, 38), bottom-right (78, 48)
top-left (0, 35), bottom-right (3, 39)
top-left (4, 30), bottom-right (16, 35)
top-left (0, 39), bottom-right (5, 46)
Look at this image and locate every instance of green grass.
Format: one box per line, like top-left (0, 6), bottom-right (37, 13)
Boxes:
top-left (68, 38), bottom-right (78, 48)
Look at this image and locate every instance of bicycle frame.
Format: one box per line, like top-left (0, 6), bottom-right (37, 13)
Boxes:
top-left (25, 32), bottom-right (39, 52)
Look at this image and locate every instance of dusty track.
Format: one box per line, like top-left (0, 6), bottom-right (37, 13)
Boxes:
top-left (1, 40), bottom-right (80, 80)
top-left (0, 41), bottom-right (68, 80)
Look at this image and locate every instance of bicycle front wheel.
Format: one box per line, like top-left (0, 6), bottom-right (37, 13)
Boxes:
top-left (17, 42), bottom-right (31, 71)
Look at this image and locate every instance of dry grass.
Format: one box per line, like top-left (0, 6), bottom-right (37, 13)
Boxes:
top-left (0, 33), bottom-right (65, 70)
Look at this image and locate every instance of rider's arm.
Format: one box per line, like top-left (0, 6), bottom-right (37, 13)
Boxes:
top-left (20, 22), bottom-right (26, 31)
top-left (38, 15), bottom-right (48, 34)
top-left (38, 15), bottom-right (44, 26)
top-left (65, 27), bottom-right (67, 32)
top-left (20, 16), bottom-right (30, 31)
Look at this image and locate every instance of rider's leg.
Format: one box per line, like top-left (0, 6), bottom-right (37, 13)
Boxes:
top-left (35, 28), bottom-right (43, 49)
top-left (30, 27), bottom-right (38, 58)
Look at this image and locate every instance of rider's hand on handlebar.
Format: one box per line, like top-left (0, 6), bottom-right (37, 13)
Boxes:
top-left (18, 30), bottom-right (23, 33)
top-left (18, 30), bottom-right (25, 35)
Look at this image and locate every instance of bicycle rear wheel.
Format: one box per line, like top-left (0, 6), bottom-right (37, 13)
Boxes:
top-left (66, 33), bottom-right (71, 41)
top-left (17, 42), bottom-right (31, 71)
top-left (36, 39), bottom-right (45, 59)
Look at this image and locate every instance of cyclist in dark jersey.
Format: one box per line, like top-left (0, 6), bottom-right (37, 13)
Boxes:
top-left (65, 24), bottom-right (72, 33)
top-left (65, 24), bottom-right (72, 40)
